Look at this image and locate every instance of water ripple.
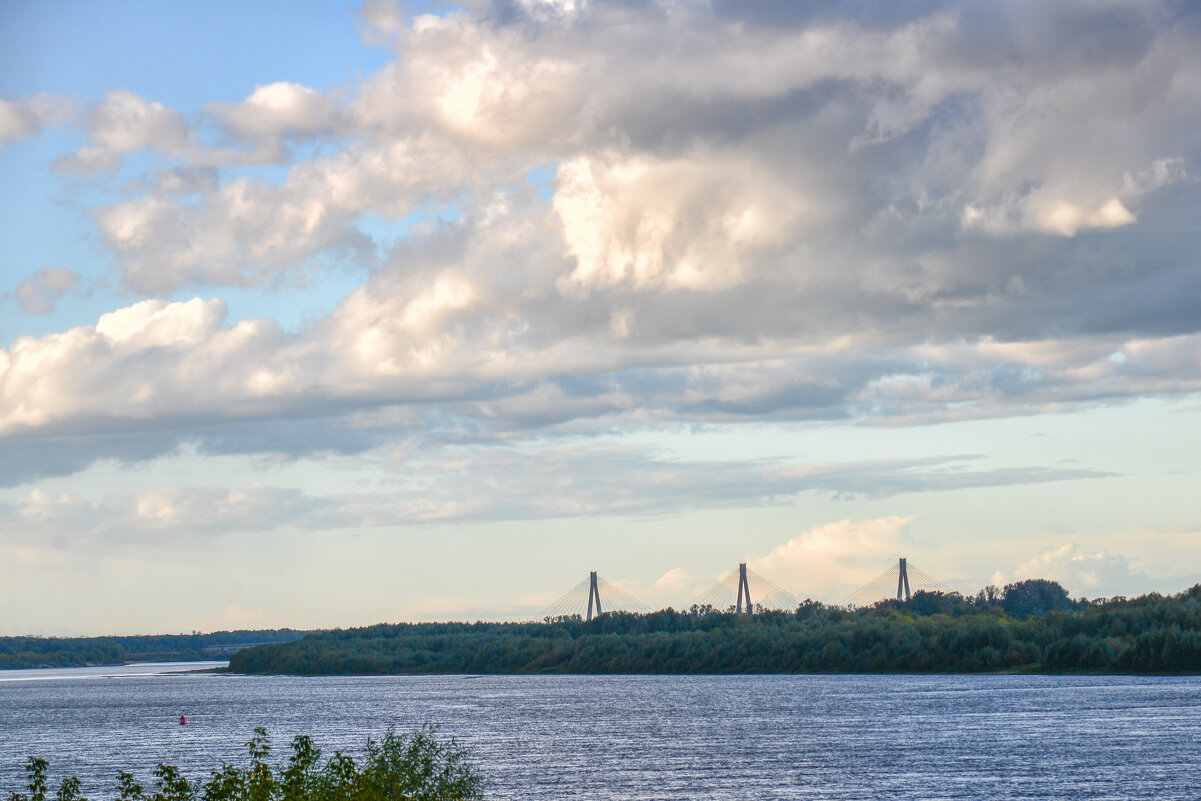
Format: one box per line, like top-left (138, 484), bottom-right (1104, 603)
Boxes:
top-left (1, 669), bottom-right (1199, 800)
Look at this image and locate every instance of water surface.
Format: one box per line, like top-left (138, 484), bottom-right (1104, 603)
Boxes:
top-left (2, 667), bottom-right (1198, 800)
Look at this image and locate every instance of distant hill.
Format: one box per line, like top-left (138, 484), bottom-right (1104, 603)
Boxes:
top-left (0, 629), bottom-right (307, 670)
top-left (229, 581), bottom-right (1201, 675)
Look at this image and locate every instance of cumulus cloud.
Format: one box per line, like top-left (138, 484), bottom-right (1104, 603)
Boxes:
top-left (12, 269), bottom-right (80, 315)
top-left (52, 145), bottom-right (122, 174)
top-left (54, 86), bottom-right (324, 175)
top-left (554, 152), bottom-right (805, 294)
top-left (90, 130), bottom-right (496, 291)
top-left (3, 282), bottom-right (1201, 473)
top-left (222, 82), bottom-right (337, 139)
top-left (750, 516), bottom-right (918, 599)
top-left (359, 0), bottom-right (405, 41)
top-left (5, 0), bottom-right (1201, 487)
top-left (204, 82), bottom-right (341, 163)
top-left (1002, 542), bottom-right (1159, 598)
top-left (655, 567), bottom-right (707, 596)
top-left (0, 298), bottom-right (268, 433)
top-left (42, 0), bottom-right (1194, 301)
top-left (54, 90), bottom-right (195, 173)
top-left (89, 90), bottom-right (191, 153)
top-left (0, 99), bottom-right (40, 146)
top-left (0, 94), bottom-right (73, 147)
top-left (94, 181), bottom-right (375, 291)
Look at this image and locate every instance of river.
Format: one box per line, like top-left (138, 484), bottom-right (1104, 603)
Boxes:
top-left (2, 663), bottom-right (1199, 800)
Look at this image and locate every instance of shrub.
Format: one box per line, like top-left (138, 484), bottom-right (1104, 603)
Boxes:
top-left (7, 728), bottom-right (482, 801)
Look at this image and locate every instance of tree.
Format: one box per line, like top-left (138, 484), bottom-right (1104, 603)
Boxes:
top-left (1002, 579), bottom-right (1075, 618)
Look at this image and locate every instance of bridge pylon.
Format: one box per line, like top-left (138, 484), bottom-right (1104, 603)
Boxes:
top-left (587, 571), bottom-right (602, 621)
top-left (843, 557), bottom-right (950, 608)
top-left (691, 564), bottom-right (800, 614)
top-left (735, 563), bottom-right (753, 614)
top-left (538, 572), bottom-right (652, 621)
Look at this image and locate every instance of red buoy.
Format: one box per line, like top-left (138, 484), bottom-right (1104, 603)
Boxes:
top-left (180, 715), bottom-right (186, 725)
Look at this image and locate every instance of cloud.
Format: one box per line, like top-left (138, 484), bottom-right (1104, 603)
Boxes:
top-left (5, 0), bottom-right (1201, 487)
top-left (0, 94), bottom-right (73, 147)
top-left (88, 131), bottom-right (491, 291)
top-left (221, 82), bottom-right (337, 139)
top-left (359, 0), bottom-right (406, 45)
top-left (554, 152), bottom-right (805, 294)
top-left (53, 90), bottom-right (196, 174)
top-left (12, 269), bottom-right (80, 315)
top-left (0, 446), bottom-right (1105, 546)
top-left (750, 516), bottom-right (917, 599)
top-left (89, 90), bottom-right (191, 153)
top-left (655, 567), bottom-right (705, 595)
top-left (2, 281), bottom-right (1200, 476)
top-left (54, 87), bottom-right (320, 175)
top-left (36, 0), bottom-right (1194, 301)
top-left (52, 145), bottom-right (122, 174)
top-left (0, 297), bottom-right (274, 434)
top-left (1004, 542), bottom-right (1159, 598)
top-left (0, 99), bottom-right (40, 146)
top-left (204, 82), bottom-right (341, 163)
top-left (7, 483), bottom-right (330, 545)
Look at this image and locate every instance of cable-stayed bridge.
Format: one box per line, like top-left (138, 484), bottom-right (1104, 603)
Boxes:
top-left (540, 572), bottom-right (652, 621)
top-left (690, 563), bottom-right (800, 613)
top-left (540, 558), bottom-right (951, 619)
top-left (842, 558), bottom-right (952, 608)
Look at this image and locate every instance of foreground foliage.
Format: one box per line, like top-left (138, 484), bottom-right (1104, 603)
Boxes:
top-left (229, 581), bottom-right (1201, 675)
top-left (6, 728), bottom-right (483, 801)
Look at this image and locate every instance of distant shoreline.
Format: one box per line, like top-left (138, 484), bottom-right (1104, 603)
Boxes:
top-left (9, 581), bottom-right (1200, 677)
top-left (0, 630), bottom-right (304, 671)
top-left (228, 581), bottom-right (1201, 677)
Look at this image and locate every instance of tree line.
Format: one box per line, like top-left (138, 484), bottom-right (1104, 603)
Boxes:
top-left (0, 630), bottom-right (306, 670)
top-left (228, 580), bottom-right (1201, 675)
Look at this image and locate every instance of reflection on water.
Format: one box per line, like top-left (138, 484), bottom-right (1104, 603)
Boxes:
top-left (2, 667), bottom-right (1199, 800)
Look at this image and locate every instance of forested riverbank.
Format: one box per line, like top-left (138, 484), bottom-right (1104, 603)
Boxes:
top-left (0, 630), bottom-right (306, 670)
top-left (229, 581), bottom-right (1201, 675)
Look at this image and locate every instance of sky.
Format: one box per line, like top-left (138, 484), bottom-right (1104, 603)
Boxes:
top-left (2, 0), bottom-right (1200, 635)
